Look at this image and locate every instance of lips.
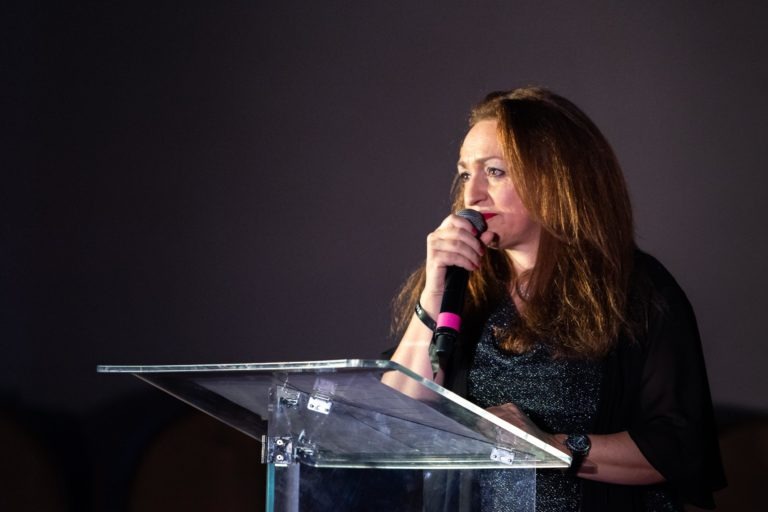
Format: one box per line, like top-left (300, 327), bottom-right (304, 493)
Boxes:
top-left (481, 213), bottom-right (498, 221)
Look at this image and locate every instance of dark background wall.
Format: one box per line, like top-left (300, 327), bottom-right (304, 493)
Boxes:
top-left (3, 0), bottom-right (767, 508)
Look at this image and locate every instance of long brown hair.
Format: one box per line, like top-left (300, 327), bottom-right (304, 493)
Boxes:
top-left (393, 87), bottom-right (636, 359)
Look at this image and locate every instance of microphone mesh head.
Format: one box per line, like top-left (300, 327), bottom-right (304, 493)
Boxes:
top-left (456, 209), bottom-right (487, 234)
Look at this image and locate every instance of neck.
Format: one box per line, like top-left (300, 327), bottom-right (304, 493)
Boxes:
top-left (505, 246), bottom-right (538, 275)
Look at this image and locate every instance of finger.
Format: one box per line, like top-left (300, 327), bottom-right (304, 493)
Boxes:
top-left (479, 231), bottom-right (496, 247)
top-left (428, 231), bottom-right (484, 261)
top-left (486, 403), bottom-right (525, 423)
top-left (430, 224), bottom-right (485, 258)
top-left (439, 213), bottom-right (484, 238)
top-left (427, 243), bottom-right (482, 272)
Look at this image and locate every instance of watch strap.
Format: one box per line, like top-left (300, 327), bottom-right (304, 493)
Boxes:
top-left (565, 434), bottom-right (591, 475)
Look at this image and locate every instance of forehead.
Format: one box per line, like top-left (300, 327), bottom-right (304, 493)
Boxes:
top-left (458, 120), bottom-right (504, 165)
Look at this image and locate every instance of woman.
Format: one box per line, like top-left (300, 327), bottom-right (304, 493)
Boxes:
top-left (388, 87), bottom-right (725, 511)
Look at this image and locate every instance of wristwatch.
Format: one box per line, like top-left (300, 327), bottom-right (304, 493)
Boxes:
top-left (564, 434), bottom-right (591, 473)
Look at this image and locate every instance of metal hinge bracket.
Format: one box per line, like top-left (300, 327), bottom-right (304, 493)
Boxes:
top-left (264, 435), bottom-right (294, 466)
top-left (490, 447), bottom-right (515, 465)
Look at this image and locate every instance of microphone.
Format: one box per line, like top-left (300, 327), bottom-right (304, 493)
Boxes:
top-left (432, 209), bottom-right (487, 368)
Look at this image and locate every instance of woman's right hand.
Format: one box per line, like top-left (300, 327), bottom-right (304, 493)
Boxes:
top-left (422, 212), bottom-right (491, 302)
top-left (387, 212), bottom-right (490, 388)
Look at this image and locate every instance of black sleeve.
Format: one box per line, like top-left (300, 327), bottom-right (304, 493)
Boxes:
top-left (625, 261), bottom-right (726, 507)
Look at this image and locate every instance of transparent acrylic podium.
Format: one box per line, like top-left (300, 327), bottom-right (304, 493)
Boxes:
top-left (98, 359), bottom-right (570, 511)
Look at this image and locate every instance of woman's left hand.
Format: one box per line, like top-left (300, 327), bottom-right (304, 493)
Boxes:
top-left (487, 402), bottom-right (560, 448)
top-left (487, 403), bottom-right (666, 484)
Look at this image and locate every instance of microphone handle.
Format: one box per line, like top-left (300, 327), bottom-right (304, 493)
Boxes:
top-left (433, 265), bottom-right (469, 360)
top-left (431, 208), bottom-right (486, 369)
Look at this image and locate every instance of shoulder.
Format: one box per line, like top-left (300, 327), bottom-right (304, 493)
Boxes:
top-left (632, 250), bottom-right (684, 295)
top-left (626, 249), bottom-right (702, 352)
top-left (631, 250), bottom-right (693, 315)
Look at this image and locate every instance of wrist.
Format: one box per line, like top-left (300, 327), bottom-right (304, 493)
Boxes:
top-left (418, 291), bottom-right (441, 313)
top-left (562, 433), bottom-right (591, 474)
top-left (414, 300), bottom-right (437, 331)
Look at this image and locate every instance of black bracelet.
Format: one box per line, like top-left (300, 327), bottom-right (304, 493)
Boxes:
top-left (415, 300), bottom-right (437, 331)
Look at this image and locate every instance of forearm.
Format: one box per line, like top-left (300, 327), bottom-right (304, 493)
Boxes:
top-left (384, 293), bottom-right (444, 393)
top-left (553, 431), bottom-right (665, 485)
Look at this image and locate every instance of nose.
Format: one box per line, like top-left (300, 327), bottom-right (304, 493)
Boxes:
top-left (464, 172), bottom-right (489, 206)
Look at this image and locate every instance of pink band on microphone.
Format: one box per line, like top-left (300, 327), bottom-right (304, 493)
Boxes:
top-left (437, 312), bottom-right (462, 332)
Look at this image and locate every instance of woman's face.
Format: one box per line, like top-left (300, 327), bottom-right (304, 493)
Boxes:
top-left (458, 119), bottom-right (541, 260)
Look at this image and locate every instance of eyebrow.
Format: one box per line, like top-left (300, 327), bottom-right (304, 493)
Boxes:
top-left (456, 155), bottom-right (504, 168)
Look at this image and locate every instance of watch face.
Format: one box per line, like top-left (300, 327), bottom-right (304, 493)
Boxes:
top-left (566, 434), bottom-right (590, 454)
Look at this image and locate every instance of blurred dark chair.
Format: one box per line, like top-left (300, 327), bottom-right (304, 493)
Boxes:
top-left (710, 415), bottom-right (768, 511)
top-left (686, 407), bottom-right (768, 512)
top-left (127, 410), bottom-right (265, 512)
top-left (88, 389), bottom-right (192, 511)
top-left (0, 412), bottom-right (69, 512)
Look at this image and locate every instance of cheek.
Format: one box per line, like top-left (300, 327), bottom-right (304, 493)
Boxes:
top-left (495, 187), bottom-right (525, 212)
top-left (497, 191), bottom-right (537, 230)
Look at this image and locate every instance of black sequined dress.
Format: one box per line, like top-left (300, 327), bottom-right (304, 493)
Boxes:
top-left (468, 297), bottom-right (602, 512)
top-left (467, 295), bottom-right (682, 512)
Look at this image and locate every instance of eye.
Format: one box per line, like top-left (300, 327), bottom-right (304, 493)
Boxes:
top-left (458, 171), bottom-right (471, 182)
top-left (487, 167), bottom-right (506, 177)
